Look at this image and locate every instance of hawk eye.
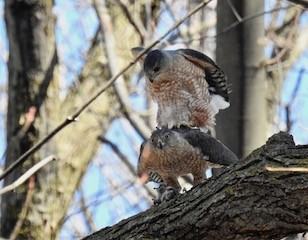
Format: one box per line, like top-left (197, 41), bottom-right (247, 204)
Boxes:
top-left (153, 66), bottom-right (160, 72)
top-left (151, 138), bottom-right (155, 144)
top-left (165, 134), bottom-right (170, 140)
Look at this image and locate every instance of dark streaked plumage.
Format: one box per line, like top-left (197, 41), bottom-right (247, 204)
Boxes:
top-left (131, 47), bottom-right (230, 131)
top-left (137, 126), bottom-right (239, 189)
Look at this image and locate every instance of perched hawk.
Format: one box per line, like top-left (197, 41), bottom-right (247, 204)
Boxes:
top-left (138, 126), bottom-right (239, 191)
top-left (131, 47), bottom-right (230, 132)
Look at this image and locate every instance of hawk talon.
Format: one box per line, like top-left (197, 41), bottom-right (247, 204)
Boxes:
top-left (154, 185), bottom-right (179, 204)
top-left (173, 122), bottom-right (198, 129)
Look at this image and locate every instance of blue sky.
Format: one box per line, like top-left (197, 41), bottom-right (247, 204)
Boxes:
top-left (0, 0), bottom-right (307, 238)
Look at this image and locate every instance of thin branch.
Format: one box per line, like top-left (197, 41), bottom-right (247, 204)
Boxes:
top-left (284, 0), bottom-right (308, 8)
top-left (0, 118), bottom-right (74, 181)
top-left (215, 6), bottom-right (294, 38)
top-left (98, 136), bottom-right (136, 175)
top-left (1, 48), bottom-right (57, 164)
top-left (0, 155), bottom-right (56, 195)
top-left (93, 0), bottom-right (152, 140)
top-left (63, 181), bottom-right (136, 224)
top-left (16, 106), bottom-right (37, 139)
top-left (284, 68), bottom-right (305, 132)
top-left (118, 0), bottom-right (146, 43)
top-left (181, 5), bottom-right (293, 44)
top-left (79, 188), bottom-right (97, 233)
top-left (34, 49), bottom-right (58, 110)
top-left (0, 0), bottom-right (213, 181)
top-left (1, 106), bottom-right (37, 163)
top-left (97, 135), bottom-right (156, 199)
top-left (266, 9), bottom-right (303, 65)
top-left (266, 166), bottom-right (308, 172)
top-left (226, 0), bottom-right (242, 21)
top-left (10, 175), bottom-right (35, 240)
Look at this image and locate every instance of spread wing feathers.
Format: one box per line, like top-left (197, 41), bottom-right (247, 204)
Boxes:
top-left (178, 49), bottom-right (229, 102)
top-left (172, 126), bottom-right (239, 166)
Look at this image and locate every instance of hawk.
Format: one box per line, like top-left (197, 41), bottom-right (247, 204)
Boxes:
top-left (131, 47), bottom-right (230, 132)
top-left (137, 126), bottom-right (239, 191)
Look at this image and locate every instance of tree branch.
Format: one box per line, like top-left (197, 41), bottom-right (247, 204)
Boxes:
top-left (0, 155), bottom-right (56, 195)
top-left (0, 0), bottom-right (213, 181)
top-left (97, 135), bottom-right (157, 200)
top-left (10, 175), bottom-right (35, 239)
top-left (285, 0), bottom-right (308, 8)
top-left (118, 0), bottom-right (146, 43)
top-left (84, 132), bottom-right (308, 240)
top-left (93, 0), bottom-right (152, 140)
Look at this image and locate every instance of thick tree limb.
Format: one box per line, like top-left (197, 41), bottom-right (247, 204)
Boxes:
top-left (84, 132), bottom-right (308, 240)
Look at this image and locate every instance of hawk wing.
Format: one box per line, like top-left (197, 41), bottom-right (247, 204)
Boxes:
top-left (178, 49), bottom-right (229, 103)
top-left (173, 126), bottom-right (239, 166)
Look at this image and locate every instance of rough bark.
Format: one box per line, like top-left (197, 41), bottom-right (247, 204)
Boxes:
top-left (84, 132), bottom-right (308, 240)
top-left (1, 0), bottom-right (55, 237)
top-left (216, 0), bottom-right (267, 158)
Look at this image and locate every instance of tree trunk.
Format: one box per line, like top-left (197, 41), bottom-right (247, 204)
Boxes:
top-left (1, 0), bottom-right (55, 237)
top-left (19, 32), bottom-right (119, 239)
top-left (84, 132), bottom-right (308, 240)
top-left (1, 2), bottom-right (119, 238)
top-left (216, 0), bottom-right (267, 158)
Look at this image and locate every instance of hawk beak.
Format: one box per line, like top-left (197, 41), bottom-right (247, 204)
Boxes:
top-left (146, 72), bottom-right (157, 83)
top-left (157, 139), bottom-right (164, 149)
top-left (149, 76), bottom-right (155, 83)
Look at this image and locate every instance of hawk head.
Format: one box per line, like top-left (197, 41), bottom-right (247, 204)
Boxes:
top-left (131, 47), bottom-right (173, 83)
top-left (149, 128), bottom-right (182, 150)
top-left (143, 50), bottom-right (170, 83)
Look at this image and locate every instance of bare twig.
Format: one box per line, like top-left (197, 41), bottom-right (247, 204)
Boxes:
top-left (93, 0), bottom-right (152, 139)
top-left (266, 166), bottom-right (308, 172)
top-left (0, 118), bottom-right (74, 181)
top-left (266, 9), bottom-right (303, 65)
top-left (284, 0), bottom-right (308, 8)
top-left (79, 188), bottom-right (97, 233)
top-left (0, 0), bottom-right (212, 181)
top-left (284, 68), bottom-right (305, 132)
top-left (226, 0), bottom-right (242, 21)
top-left (10, 175), bottom-right (35, 240)
top-left (97, 135), bottom-right (156, 199)
top-left (98, 136), bottom-right (136, 175)
top-left (16, 106), bottom-right (37, 139)
top-left (2, 50), bottom-right (58, 161)
top-left (118, 0), bottom-right (146, 43)
top-left (1, 106), bottom-right (37, 169)
top-left (34, 49), bottom-right (58, 110)
top-left (182, 5), bottom-right (293, 44)
top-left (0, 155), bottom-right (56, 195)
top-left (62, 181), bottom-right (136, 224)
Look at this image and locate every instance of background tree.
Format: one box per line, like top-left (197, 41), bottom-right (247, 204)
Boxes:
top-left (0, 0), bottom-right (307, 239)
top-left (1, 0), bottom-right (56, 237)
top-left (216, 0), bottom-right (267, 157)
